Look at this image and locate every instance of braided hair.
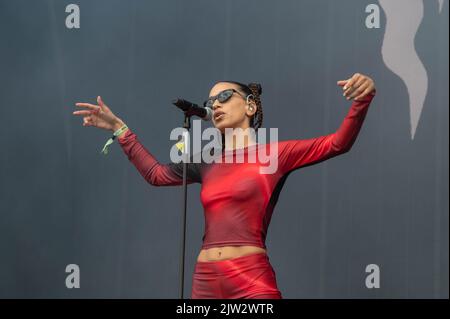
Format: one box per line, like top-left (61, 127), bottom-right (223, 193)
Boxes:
top-left (247, 83), bottom-right (263, 131)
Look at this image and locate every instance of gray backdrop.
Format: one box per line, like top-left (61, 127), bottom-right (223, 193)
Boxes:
top-left (0, 0), bottom-right (448, 298)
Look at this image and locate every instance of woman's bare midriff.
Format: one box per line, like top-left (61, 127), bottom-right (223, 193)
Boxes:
top-left (197, 245), bottom-right (267, 262)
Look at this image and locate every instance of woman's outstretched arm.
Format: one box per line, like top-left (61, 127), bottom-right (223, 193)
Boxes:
top-left (73, 96), bottom-right (200, 186)
top-left (277, 73), bottom-right (376, 175)
top-left (117, 127), bottom-right (201, 186)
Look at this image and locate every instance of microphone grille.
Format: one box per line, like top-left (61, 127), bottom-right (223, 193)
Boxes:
top-left (203, 107), bottom-right (213, 121)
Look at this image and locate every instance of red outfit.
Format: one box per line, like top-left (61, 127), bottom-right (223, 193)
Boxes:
top-left (191, 252), bottom-right (282, 299)
top-left (117, 93), bottom-right (375, 298)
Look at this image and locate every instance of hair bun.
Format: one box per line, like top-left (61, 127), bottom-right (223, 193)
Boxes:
top-left (247, 82), bottom-right (262, 96)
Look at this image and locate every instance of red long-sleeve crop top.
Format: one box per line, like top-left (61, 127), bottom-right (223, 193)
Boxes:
top-left (117, 93), bottom-right (375, 250)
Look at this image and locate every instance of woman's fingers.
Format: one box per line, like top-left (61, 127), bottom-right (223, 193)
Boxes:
top-left (347, 81), bottom-right (369, 99)
top-left (336, 80), bottom-right (348, 87)
top-left (73, 110), bottom-right (93, 116)
top-left (338, 74), bottom-right (361, 99)
top-left (339, 74), bottom-right (375, 101)
top-left (345, 76), bottom-right (365, 96)
top-left (97, 96), bottom-right (106, 111)
top-left (343, 85), bottom-right (354, 97)
top-left (354, 87), bottom-right (372, 101)
top-left (75, 103), bottom-right (101, 114)
top-left (75, 102), bottom-right (97, 109)
top-left (345, 73), bottom-right (363, 91)
top-left (82, 117), bottom-right (91, 126)
top-left (342, 74), bottom-right (361, 96)
top-left (343, 74), bottom-right (358, 89)
top-left (73, 98), bottom-right (110, 128)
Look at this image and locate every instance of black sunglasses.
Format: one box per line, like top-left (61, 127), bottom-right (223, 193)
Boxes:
top-left (203, 89), bottom-right (248, 109)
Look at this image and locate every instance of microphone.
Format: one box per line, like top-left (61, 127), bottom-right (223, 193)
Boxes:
top-left (172, 98), bottom-right (213, 121)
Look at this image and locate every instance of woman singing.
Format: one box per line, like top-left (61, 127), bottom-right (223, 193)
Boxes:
top-left (73, 73), bottom-right (376, 299)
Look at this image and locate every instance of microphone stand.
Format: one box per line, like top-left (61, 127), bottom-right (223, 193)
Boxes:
top-left (172, 99), bottom-right (211, 299)
top-left (179, 112), bottom-right (191, 299)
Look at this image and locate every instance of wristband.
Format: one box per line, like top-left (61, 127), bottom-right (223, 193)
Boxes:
top-left (100, 124), bottom-right (128, 155)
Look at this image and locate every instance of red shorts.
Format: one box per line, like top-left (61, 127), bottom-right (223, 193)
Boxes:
top-left (191, 252), bottom-right (282, 299)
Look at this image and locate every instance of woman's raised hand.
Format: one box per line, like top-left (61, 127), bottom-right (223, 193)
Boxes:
top-left (73, 96), bottom-right (123, 131)
top-left (337, 73), bottom-right (376, 101)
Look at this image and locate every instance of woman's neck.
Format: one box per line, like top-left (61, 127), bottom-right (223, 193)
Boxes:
top-left (223, 127), bottom-right (257, 151)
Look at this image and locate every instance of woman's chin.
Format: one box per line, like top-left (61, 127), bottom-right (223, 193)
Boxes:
top-left (214, 121), bottom-right (228, 133)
